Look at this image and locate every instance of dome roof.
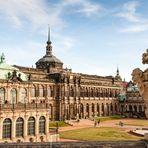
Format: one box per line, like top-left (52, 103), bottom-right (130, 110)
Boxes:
top-left (0, 54), bottom-right (28, 81)
top-left (37, 54), bottom-right (63, 64)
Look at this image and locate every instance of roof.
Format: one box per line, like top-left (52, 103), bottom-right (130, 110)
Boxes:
top-left (127, 81), bottom-right (139, 92)
top-left (0, 54), bottom-right (28, 81)
top-left (36, 54), bottom-right (63, 64)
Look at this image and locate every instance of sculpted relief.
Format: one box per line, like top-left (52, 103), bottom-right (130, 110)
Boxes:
top-left (132, 49), bottom-right (148, 117)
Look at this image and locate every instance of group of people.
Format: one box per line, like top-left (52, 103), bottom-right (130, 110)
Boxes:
top-left (94, 119), bottom-right (100, 127)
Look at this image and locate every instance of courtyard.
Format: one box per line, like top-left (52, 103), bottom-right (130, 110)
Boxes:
top-left (58, 118), bottom-right (148, 141)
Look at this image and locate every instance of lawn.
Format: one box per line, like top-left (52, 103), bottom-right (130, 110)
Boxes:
top-left (124, 119), bottom-right (148, 126)
top-left (60, 127), bottom-right (142, 141)
top-left (95, 115), bottom-right (123, 122)
top-left (49, 121), bottom-right (70, 127)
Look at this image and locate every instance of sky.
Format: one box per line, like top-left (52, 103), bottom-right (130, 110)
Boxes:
top-left (0, 0), bottom-right (148, 81)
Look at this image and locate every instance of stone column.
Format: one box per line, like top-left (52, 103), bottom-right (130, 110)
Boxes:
top-left (104, 104), bottom-right (107, 116)
top-left (12, 116), bottom-right (16, 141)
top-left (83, 105), bottom-right (86, 118)
top-left (99, 104), bottom-right (102, 117)
top-left (0, 117), bottom-right (3, 140)
top-left (108, 104), bottom-right (111, 116)
top-left (35, 114), bottom-right (39, 142)
top-left (46, 114), bottom-right (49, 142)
top-left (17, 87), bottom-right (19, 103)
top-left (24, 115), bottom-right (28, 142)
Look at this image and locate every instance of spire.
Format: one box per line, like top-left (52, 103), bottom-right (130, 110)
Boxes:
top-left (115, 66), bottom-right (122, 81)
top-left (46, 25), bottom-right (52, 55)
top-left (116, 66), bottom-right (119, 76)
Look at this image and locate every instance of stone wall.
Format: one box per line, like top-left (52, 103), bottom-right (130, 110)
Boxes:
top-left (0, 141), bottom-right (147, 148)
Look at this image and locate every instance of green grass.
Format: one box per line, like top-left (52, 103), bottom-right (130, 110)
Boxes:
top-left (124, 119), bottom-right (148, 126)
top-left (60, 127), bottom-right (142, 141)
top-left (49, 121), bottom-right (70, 127)
top-left (95, 115), bottom-right (123, 122)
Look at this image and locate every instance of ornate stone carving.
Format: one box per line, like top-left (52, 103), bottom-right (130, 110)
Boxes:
top-left (142, 49), bottom-right (148, 64)
top-left (132, 49), bottom-right (148, 117)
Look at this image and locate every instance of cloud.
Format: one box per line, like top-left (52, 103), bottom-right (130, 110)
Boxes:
top-left (116, 1), bottom-right (140, 22)
top-left (62, 0), bottom-right (103, 17)
top-left (0, 0), bottom-right (103, 31)
top-left (120, 24), bottom-right (148, 33)
top-left (0, 0), bottom-right (64, 29)
top-left (115, 1), bottom-right (148, 33)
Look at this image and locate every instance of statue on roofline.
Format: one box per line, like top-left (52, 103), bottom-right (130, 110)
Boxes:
top-left (0, 53), bottom-right (5, 63)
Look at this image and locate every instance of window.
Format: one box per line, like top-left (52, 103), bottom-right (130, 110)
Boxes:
top-left (28, 117), bottom-right (35, 136)
top-left (31, 85), bottom-right (36, 97)
top-left (47, 87), bottom-right (51, 97)
top-left (0, 87), bottom-right (5, 104)
top-left (3, 118), bottom-right (12, 139)
top-left (20, 88), bottom-right (27, 103)
top-left (39, 85), bottom-right (44, 97)
top-left (70, 86), bottom-right (74, 97)
top-left (39, 116), bottom-right (45, 134)
top-left (16, 118), bottom-right (24, 137)
top-left (10, 88), bottom-right (17, 104)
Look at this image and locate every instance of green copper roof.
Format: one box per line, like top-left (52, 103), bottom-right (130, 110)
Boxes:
top-left (127, 82), bottom-right (139, 92)
top-left (0, 54), bottom-right (28, 81)
top-left (118, 93), bottom-right (126, 102)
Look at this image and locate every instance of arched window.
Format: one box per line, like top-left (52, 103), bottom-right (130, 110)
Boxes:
top-left (28, 117), bottom-right (35, 136)
top-left (39, 116), bottom-right (45, 134)
top-left (70, 86), bottom-right (74, 97)
top-left (0, 87), bottom-right (5, 104)
top-left (10, 88), bottom-right (17, 104)
top-left (31, 85), bottom-right (36, 97)
top-left (80, 87), bottom-right (83, 97)
top-left (139, 105), bottom-right (142, 112)
top-left (39, 85), bottom-right (44, 97)
top-left (129, 105), bottom-right (132, 112)
top-left (92, 103), bottom-right (94, 113)
top-left (20, 88), bottom-right (27, 103)
top-left (86, 88), bottom-right (89, 97)
top-left (3, 118), bottom-right (12, 139)
top-left (16, 117), bottom-right (24, 137)
top-left (91, 88), bottom-right (93, 97)
top-left (86, 103), bottom-right (89, 113)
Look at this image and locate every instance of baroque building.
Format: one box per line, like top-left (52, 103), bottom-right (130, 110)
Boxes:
top-left (119, 81), bottom-right (145, 118)
top-left (0, 30), bottom-right (131, 143)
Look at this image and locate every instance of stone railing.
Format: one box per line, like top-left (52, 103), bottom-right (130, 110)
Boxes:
top-left (0, 103), bottom-right (50, 111)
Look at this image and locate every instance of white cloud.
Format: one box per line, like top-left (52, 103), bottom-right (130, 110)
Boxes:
top-left (120, 24), bottom-right (148, 33)
top-left (115, 1), bottom-right (148, 33)
top-left (116, 1), bottom-right (140, 22)
top-left (0, 0), bottom-right (64, 29)
top-left (0, 0), bottom-right (102, 31)
top-left (63, 0), bottom-right (102, 17)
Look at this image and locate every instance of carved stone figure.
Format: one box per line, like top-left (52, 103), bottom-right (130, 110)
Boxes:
top-left (142, 49), bottom-right (148, 64)
top-left (132, 49), bottom-right (148, 117)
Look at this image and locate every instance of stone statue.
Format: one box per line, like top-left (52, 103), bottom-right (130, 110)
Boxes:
top-left (0, 53), bottom-right (5, 63)
top-left (142, 49), bottom-right (148, 64)
top-left (132, 49), bottom-right (148, 118)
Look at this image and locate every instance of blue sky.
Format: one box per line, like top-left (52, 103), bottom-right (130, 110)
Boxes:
top-left (0, 0), bottom-right (148, 81)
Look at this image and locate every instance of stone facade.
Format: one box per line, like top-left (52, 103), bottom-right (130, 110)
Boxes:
top-left (0, 31), bottom-right (144, 143)
top-left (132, 49), bottom-right (148, 118)
top-left (119, 81), bottom-right (145, 118)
